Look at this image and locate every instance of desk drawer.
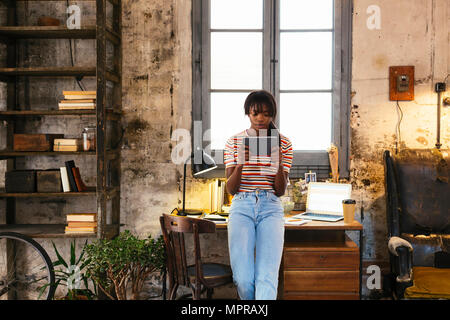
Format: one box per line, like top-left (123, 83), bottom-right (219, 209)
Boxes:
top-left (284, 270), bottom-right (359, 292)
top-left (284, 251), bottom-right (359, 269)
top-left (283, 292), bottom-right (359, 300)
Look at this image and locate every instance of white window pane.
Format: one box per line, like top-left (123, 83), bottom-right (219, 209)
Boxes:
top-left (280, 32), bottom-right (332, 90)
top-left (211, 0), bottom-right (263, 29)
top-left (210, 92), bottom-right (250, 150)
top-left (280, 0), bottom-right (333, 30)
top-left (280, 93), bottom-right (332, 150)
top-left (211, 32), bottom-right (263, 90)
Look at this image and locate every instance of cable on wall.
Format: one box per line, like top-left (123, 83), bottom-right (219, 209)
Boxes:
top-left (395, 100), bottom-right (403, 154)
top-left (66, 0), bottom-right (85, 91)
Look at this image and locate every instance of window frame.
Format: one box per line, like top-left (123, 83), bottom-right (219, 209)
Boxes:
top-left (192, 0), bottom-right (353, 179)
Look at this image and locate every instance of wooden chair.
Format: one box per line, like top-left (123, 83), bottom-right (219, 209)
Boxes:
top-left (159, 214), bottom-right (233, 300)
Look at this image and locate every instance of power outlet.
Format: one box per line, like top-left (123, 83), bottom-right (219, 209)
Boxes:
top-left (389, 66), bottom-right (414, 101)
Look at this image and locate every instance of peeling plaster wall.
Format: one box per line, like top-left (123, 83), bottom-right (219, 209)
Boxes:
top-left (0, 0), bottom-right (448, 299)
top-left (351, 0), bottom-right (449, 271)
top-left (120, 0), bottom-right (235, 298)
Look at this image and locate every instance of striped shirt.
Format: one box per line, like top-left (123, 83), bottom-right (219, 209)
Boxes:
top-left (224, 130), bottom-right (293, 192)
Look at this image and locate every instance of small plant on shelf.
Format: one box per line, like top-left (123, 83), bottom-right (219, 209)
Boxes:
top-left (83, 230), bottom-right (166, 300)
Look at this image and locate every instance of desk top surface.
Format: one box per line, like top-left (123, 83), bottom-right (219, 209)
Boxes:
top-left (176, 212), bottom-right (363, 231)
top-left (215, 217), bottom-right (362, 230)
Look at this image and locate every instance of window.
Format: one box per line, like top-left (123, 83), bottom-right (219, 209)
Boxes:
top-left (193, 0), bottom-right (353, 179)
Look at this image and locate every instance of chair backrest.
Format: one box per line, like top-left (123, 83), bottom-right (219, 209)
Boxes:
top-left (384, 149), bottom-right (450, 235)
top-left (159, 214), bottom-right (216, 286)
top-left (384, 150), bottom-right (401, 237)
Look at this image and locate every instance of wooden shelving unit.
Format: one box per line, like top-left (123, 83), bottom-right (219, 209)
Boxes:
top-left (0, 0), bottom-right (122, 240)
top-left (0, 224), bottom-right (119, 238)
top-left (0, 109), bottom-right (122, 121)
top-left (0, 25), bottom-right (120, 43)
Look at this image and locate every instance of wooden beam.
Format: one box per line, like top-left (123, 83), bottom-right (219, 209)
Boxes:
top-left (12, 0), bottom-right (119, 5)
top-left (105, 27), bottom-right (120, 45)
top-left (0, 187), bottom-right (96, 198)
top-left (0, 67), bottom-right (96, 77)
top-left (96, 0), bottom-right (107, 239)
top-left (0, 110), bottom-right (96, 117)
top-left (0, 26), bottom-right (96, 39)
top-left (0, 224), bottom-right (119, 239)
top-left (105, 70), bottom-right (120, 83)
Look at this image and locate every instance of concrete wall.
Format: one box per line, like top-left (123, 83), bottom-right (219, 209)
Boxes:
top-left (351, 0), bottom-right (449, 266)
top-left (0, 0), bottom-right (449, 299)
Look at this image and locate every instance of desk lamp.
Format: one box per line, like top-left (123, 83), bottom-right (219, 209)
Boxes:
top-left (178, 150), bottom-right (217, 216)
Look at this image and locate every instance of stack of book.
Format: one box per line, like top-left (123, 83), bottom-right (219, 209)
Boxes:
top-left (60, 160), bottom-right (88, 192)
top-left (65, 213), bottom-right (97, 234)
top-left (209, 179), bottom-right (225, 214)
top-left (59, 91), bottom-right (96, 110)
top-left (53, 138), bottom-right (82, 152)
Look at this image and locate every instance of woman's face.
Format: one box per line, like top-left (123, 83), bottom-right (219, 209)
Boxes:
top-left (248, 104), bottom-right (273, 132)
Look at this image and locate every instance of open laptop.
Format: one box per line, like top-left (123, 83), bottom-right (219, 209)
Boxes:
top-left (292, 182), bottom-right (352, 222)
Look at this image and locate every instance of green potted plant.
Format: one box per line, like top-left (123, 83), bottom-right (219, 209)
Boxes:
top-left (39, 240), bottom-right (96, 300)
top-left (83, 230), bottom-right (165, 300)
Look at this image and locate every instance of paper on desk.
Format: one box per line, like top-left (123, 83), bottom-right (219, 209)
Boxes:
top-left (203, 214), bottom-right (228, 224)
top-left (284, 218), bottom-right (309, 226)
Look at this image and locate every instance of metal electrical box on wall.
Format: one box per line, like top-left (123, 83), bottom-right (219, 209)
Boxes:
top-left (389, 66), bottom-right (415, 101)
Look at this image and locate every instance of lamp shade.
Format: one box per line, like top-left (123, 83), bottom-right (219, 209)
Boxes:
top-left (192, 150), bottom-right (217, 176)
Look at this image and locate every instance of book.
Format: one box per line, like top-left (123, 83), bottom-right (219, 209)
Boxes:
top-left (67, 221), bottom-right (97, 228)
top-left (66, 213), bottom-right (97, 222)
top-left (72, 167), bottom-right (87, 192)
top-left (65, 160), bottom-right (78, 192)
top-left (54, 145), bottom-right (78, 151)
top-left (59, 99), bottom-right (95, 103)
top-left (65, 226), bottom-right (97, 233)
top-left (58, 103), bottom-right (95, 107)
top-left (62, 95), bottom-right (96, 100)
top-left (203, 214), bottom-right (228, 224)
top-left (58, 104), bottom-right (96, 110)
top-left (63, 91), bottom-right (96, 95)
top-left (60, 167), bottom-right (71, 192)
top-left (210, 179), bottom-right (225, 213)
top-left (53, 138), bottom-right (80, 146)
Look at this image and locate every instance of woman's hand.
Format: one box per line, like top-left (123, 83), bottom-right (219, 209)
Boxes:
top-left (226, 165), bottom-right (244, 195)
top-left (237, 144), bottom-right (251, 164)
top-left (273, 145), bottom-right (288, 196)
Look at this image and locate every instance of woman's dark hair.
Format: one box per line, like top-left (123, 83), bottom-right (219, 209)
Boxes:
top-left (244, 90), bottom-right (278, 130)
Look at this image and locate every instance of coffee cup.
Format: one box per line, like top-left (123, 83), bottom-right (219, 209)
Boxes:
top-left (342, 199), bottom-right (356, 223)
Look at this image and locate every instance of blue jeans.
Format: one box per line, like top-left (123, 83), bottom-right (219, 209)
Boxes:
top-left (228, 189), bottom-right (285, 300)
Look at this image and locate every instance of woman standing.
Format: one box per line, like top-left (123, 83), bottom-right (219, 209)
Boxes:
top-left (224, 90), bottom-right (293, 300)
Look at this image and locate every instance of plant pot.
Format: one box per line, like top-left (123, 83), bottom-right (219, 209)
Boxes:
top-left (58, 289), bottom-right (94, 300)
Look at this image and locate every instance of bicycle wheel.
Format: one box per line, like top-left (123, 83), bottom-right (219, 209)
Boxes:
top-left (0, 232), bottom-right (55, 300)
